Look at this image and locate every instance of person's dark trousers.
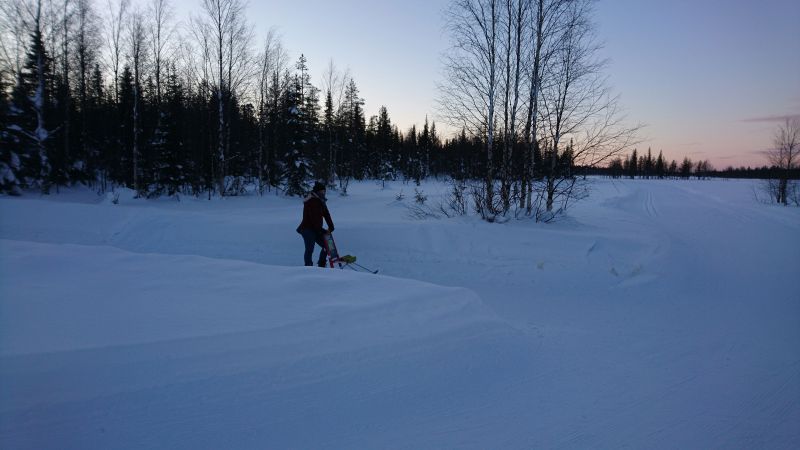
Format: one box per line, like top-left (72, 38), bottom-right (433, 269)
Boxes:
top-left (300, 228), bottom-right (328, 266)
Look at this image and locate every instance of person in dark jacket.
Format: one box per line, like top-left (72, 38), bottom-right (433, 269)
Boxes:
top-left (297, 182), bottom-right (335, 267)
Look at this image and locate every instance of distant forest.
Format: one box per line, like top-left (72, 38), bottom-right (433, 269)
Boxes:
top-left (585, 148), bottom-right (800, 181)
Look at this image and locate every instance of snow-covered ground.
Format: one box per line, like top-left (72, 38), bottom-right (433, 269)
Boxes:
top-left (1, 178), bottom-right (799, 449)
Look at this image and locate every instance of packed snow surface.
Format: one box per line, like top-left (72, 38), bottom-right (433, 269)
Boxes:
top-left (1, 178), bottom-right (799, 449)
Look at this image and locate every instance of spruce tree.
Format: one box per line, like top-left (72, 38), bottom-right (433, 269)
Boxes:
top-left (374, 106), bottom-right (394, 184)
top-left (655, 150), bottom-right (666, 179)
top-left (628, 149), bottom-right (638, 179)
top-left (321, 90), bottom-right (337, 185)
top-left (150, 68), bottom-right (185, 197)
top-left (419, 117), bottom-right (431, 181)
top-left (86, 63), bottom-right (107, 189)
top-left (429, 121), bottom-right (440, 177)
top-left (340, 79), bottom-right (365, 186)
top-left (643, 148), bottom-right (653, 179)
top-left (608, 157), bottom-right (624, 178)
top-left (668, 160), bottom-right (678, 178)
top-left (10, 7), bottom-right (55, 192)
top-left (281, 74), bottom-right (312, 196)
top-left (51, 65), bottom-right (73, 188)
top-left (0, 76), bottom-right (22, 195)
top-left (680, 157), bottom-right (693, 179)
top-left (405, 124), bottom-right (419, 183)
top-left (115, 66), bottom-right (135, 186)
top-left (303, 82), bottom-right (322, 182)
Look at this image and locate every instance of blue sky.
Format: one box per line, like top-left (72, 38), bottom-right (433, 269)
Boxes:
top-left (174, 0), bottom-right (800, 168)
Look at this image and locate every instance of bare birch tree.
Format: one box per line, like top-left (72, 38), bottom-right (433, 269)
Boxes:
top-left (193, 0), bottom-right (252, 196)
top-left (255, 28), bottom-right (284, 193)
top-left (105, 0), bottom-right (129, 103)
top-left (322, 60), bottom-right (350, 116)
top-left (767, 118), bottom-right (800, 205)
top-left (0, 0), bottom-right (30, 79)
top-left (534, 0), bottom-right (639, 219)
top-left (321, 59), bottom-right (350, 184)
top-left (59, 0), bottom-right (74, 168)
top-left (520, 0), bottom-right (569, 212)
top-left (74, 0), bottom-right (100, 164)
top-left (498, 0), bottom-right (528, 212)
top-left (439, 0), bottom-right (501, 218)
top-left (147, 0), bottom-right (175, 106)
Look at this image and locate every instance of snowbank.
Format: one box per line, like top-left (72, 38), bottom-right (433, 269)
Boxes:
top-left (0, 239), bottom-right (529, 449)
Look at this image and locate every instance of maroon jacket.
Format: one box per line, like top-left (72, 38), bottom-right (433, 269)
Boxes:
top-left (298, 192), bottom-right (334, 233)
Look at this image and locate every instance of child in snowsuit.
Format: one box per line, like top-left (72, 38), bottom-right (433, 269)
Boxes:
top-left (296, 182), bottom-right (335, 267)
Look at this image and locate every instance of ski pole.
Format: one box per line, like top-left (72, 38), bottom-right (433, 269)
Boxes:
top-left (352, 262), bottom-right (379, 274)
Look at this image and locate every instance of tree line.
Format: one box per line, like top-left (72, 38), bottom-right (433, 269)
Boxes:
top-left (0, 0), bottom-right (481, 198)
top-left (601, 148), bottom-right (800, 181)
top-left (0, 0), bottom-right (642, 223)
top-left (603, 148), bottom-right (713, 180)
top-left (601, 119), bottom-right (800, 197)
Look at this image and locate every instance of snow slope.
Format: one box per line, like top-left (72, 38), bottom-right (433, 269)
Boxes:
top-left (1, 178), bottom-right (799, 448)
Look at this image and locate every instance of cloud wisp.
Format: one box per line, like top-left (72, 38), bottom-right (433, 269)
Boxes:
top-left (740, 113), bottom-right (800, 124)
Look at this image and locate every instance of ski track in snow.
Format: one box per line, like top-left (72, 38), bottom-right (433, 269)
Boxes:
top-left (1, 178), bottom-right (799, 449)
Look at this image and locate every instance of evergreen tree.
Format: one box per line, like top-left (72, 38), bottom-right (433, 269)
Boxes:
top-left (668, 159), bottom-right (678, 178)
top-left (321, 89), bottom-right (338, 185)
top-left (643, 148), bottom-right (654, 179)
top-left (0, 76), bottom-right (23, 195)
top-left (303, 81), bottom-right (322, 181)
top-left (608, 157), bottom-right (624, 178)
top-left (149, 67), bottom-right (186, 196)
top-left (51, 65), bottom-right (74, 188)
top-left (655, 150), bottom-right (666, 179)
top-left (9, 7), bottom-right (55, 192)
top-left (452, 127), bottom-right (471, 180)
top-left (264, 70), bottom-right (287, 189)
top-left (405, 124), bottom-right (420, 183)
top-left (114, 66), bottom-right (135, 186)
top-left (85, 63), bottom-right (107, 189)
top-left (340, 79), bottom-right (365, 187)
top-left (627, 149), bottom-right (638, 179)
top-left (680, 156), bottom-right (693, 179)
top-left (419, 116), bottom-right (431, 181)
top-left (373, 105), bottom-right (394, 184)
top-left (281, 73), bottom-right (312, 196)
top-left (429, 120), bottom-right (440, 177)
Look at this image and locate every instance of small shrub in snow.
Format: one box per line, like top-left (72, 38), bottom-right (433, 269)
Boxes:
top-left (789, 181), bottom-right (800, 206)
top-left (224, 176), bottom-right (248, 196)
top-left (444, 179), bottom-right (468, 216)
top-left (468, 181), bottom-right (500, 222)
top-left (758, 179), bottom-right (800, 207)
top-left (337, 174), bottom-right (350, 196)
top-left (414, 188), bottom-right (427, 205)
